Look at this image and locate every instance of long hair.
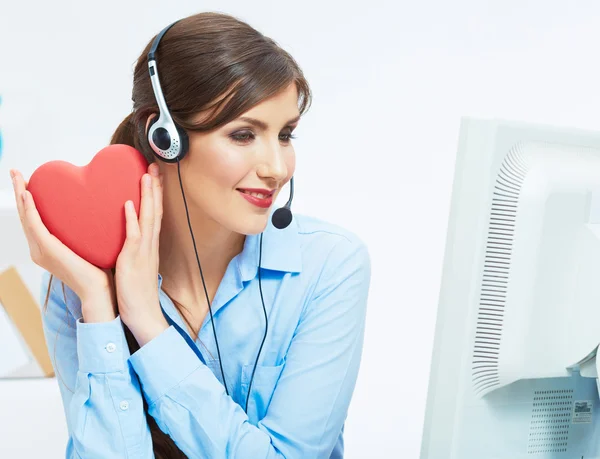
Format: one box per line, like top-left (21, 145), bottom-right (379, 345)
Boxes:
top-left (44, 11), bottom-right (312, 457)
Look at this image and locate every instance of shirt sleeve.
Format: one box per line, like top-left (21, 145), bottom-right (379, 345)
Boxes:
top-left (40, 271), bottom-right (154, 458)
top-left (128, 236), bottom-right (371, 459)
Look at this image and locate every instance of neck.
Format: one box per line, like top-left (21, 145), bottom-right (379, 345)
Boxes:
top-left (158, 187), bottom-right (246, 306)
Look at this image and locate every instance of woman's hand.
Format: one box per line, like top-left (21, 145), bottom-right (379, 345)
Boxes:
top-left (115, 162), bottom-right (169, 347)
top-left (10, 169), bottom-right (117, 321)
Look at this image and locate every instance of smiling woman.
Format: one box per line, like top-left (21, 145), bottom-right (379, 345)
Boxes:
top-left (14, 10), bottom-right (373, 459)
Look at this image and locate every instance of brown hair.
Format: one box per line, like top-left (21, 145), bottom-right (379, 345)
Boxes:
top-left (44, 11), bottom-right (312, 457)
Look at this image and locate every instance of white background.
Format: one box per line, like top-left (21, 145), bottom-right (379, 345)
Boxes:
top-left (2, 0), bottom-right (600, 457)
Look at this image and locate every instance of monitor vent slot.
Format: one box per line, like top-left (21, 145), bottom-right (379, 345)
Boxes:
top-left (472, 144), bottom-right (529, 396)
top-left (527, 389), bottom-right (573, 454)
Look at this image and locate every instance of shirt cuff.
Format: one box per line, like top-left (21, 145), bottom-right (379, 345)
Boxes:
top-left (128, 325), bottom-right (203, 405)
top-left (76, 315), bottom-right (131, 373)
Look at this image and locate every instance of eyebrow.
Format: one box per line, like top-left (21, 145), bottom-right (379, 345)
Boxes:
top-left (237, 115), bottom-right (301, 131)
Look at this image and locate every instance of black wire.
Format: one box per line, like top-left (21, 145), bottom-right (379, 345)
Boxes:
top-left (174, 156), bottom-right (269, 413)
top-left (176, 157), bottom-right (229, 396)
top-left (245, 232), bottom-right (269, 414)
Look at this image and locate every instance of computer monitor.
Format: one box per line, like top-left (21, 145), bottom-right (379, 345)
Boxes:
top-left (420, 117), bottom-right (600, 458)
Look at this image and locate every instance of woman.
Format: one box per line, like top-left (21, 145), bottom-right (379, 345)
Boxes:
top-left (10, 11), bottom-right (371, 459)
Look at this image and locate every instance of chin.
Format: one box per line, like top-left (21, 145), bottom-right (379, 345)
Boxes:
top-left (247, 214), bottom-right (271, 235)
top-left (227, 212), bottom-right (271, 236)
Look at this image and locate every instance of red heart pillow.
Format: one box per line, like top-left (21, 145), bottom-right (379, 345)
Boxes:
top-left (27, 144), bottom-right (149, 269)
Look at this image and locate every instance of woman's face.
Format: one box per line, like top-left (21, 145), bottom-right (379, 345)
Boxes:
top-left (160, 82), bottom-right (300, 235)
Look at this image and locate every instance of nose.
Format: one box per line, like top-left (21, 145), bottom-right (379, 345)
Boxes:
top-left (256, 140), bottom-right (289, 184)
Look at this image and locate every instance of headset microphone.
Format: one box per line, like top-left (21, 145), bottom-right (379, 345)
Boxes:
top-left (271, 176), bottom-right (294, 229)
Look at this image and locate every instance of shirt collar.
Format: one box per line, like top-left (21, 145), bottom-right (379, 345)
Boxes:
top-left (157, 209), bottom-right (302, 289)
top-left (237, 210), bottom-right (303, 282)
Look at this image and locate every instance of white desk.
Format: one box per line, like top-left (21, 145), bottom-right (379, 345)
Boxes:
top-left (0, 378), bottom-right (68, 458)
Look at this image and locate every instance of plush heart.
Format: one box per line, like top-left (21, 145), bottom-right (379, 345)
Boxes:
top-left (27, 144), bottom-right (149, 269)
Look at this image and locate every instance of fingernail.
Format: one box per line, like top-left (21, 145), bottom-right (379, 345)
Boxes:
top-left (150, 164), bottom-right (159, 176)
top-left (144, 174), bottom-right (152, 187)
top-left (9, 170), bottom-right (14, 179)
top-left (126, 200), bottom-right (134, 211)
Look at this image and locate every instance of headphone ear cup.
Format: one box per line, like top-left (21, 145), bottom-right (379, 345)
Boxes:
top-left (175, 123), bottom-right (189, 160)
top-left (146, 115), bottom-right (188, 162)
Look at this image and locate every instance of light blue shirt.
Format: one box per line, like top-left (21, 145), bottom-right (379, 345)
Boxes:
top-left (40, 211), bottom-right (371, 458)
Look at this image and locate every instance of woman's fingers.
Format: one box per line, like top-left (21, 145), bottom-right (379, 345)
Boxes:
top-left (21, 190), bottom-right (50, 239)
top-left (139, 172), bottom-right (154, 243)
top-left (12, 170), bottom-right (27, 225)
top-left (11, 171), bottom-right (49, 255)
top-left (151, 166), bottom-right (163, 246)
top-left (124, 200), bottom-right (141, 244)
top-left (120, 166), bottom-right (160, 270)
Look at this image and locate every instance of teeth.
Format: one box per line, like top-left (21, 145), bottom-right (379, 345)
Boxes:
top-left (242, 190), bottom-right (268, 199)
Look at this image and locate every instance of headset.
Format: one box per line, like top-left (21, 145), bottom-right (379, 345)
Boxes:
top-left (145, 19), bottom-right (295, 414)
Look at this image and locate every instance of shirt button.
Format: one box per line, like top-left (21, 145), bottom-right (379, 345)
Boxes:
top-left (105, 342), bottom-right (117, 353)
top-left (119, 400), bottom-right (129, 411)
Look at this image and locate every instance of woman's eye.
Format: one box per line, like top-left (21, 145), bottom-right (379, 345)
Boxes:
top-left (229, 131), bottom-right (297, 144)
top-left (230, 132), bottom-right (254, 143)
top-left (279, 133), bottom-right (297, 143)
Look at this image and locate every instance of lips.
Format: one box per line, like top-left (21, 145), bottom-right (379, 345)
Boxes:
top-left (236, 188), bottom-right (275, 198)
top-left (237, 188), bottom-right (274, 209)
